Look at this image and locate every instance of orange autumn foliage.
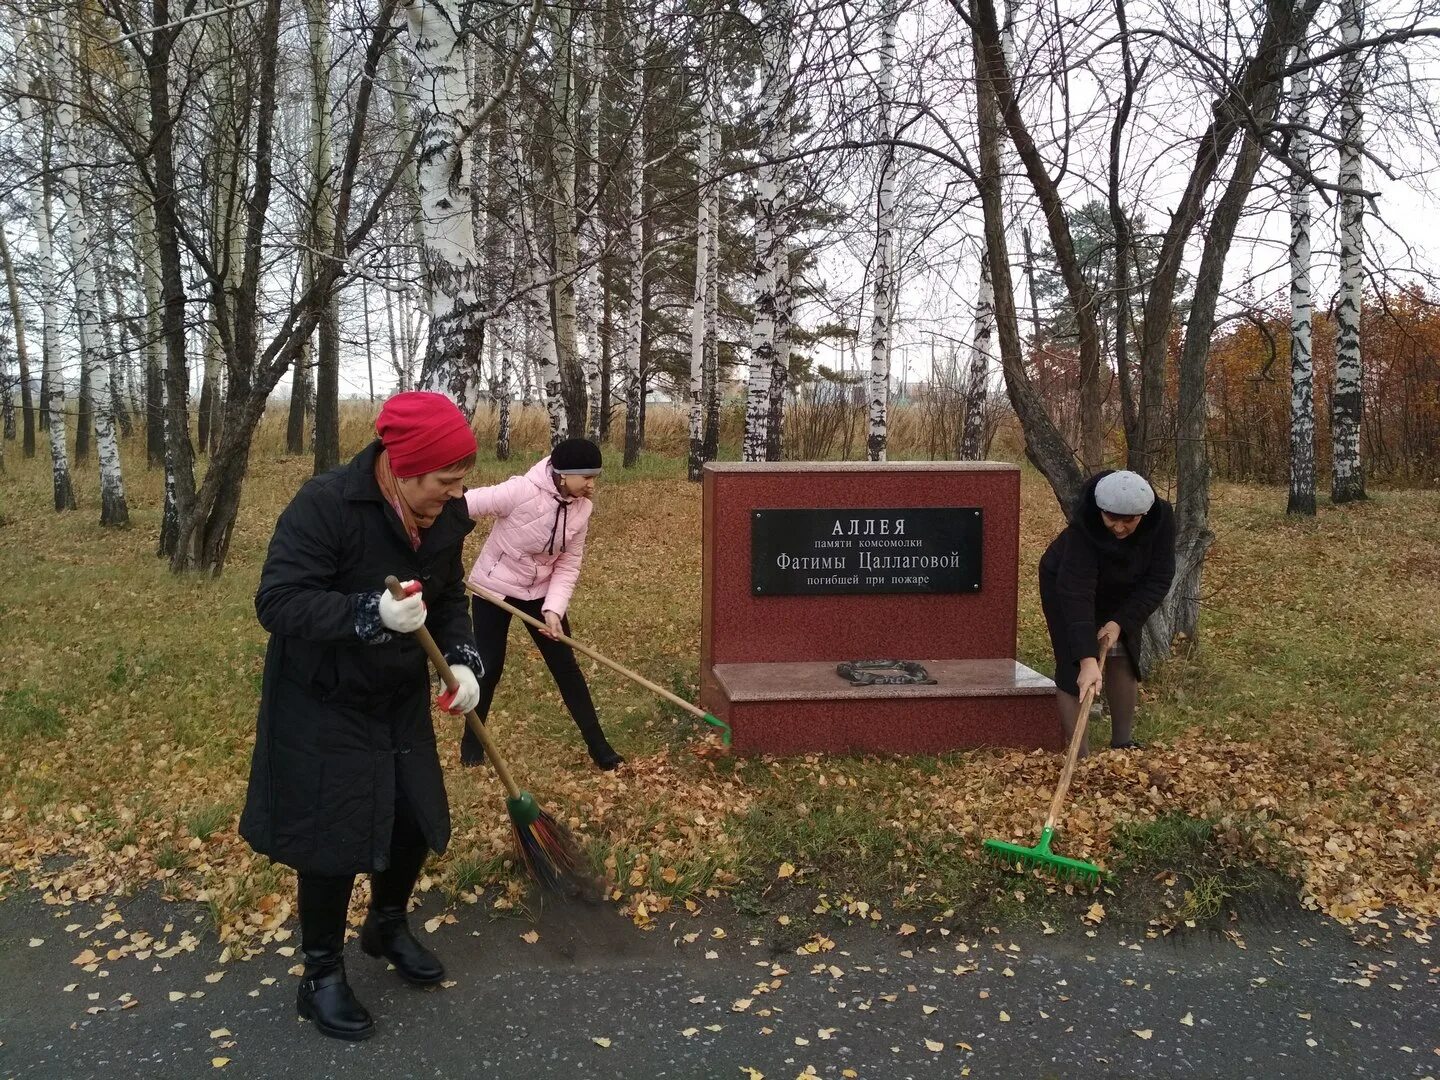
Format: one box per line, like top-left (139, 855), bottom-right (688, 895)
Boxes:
top-left (1207, 286), bottom-right (1440, 486)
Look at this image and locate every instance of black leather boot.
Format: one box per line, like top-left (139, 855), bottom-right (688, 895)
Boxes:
top-left (296, 874), bottom-right (375, 1041)
top-left (587, 738), bottom-right (625, 772)
top-left (360, 843), bottom-right (444, 985)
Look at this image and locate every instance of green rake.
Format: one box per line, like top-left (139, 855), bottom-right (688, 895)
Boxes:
top-left (984, 655), bottom-right (1109, 886)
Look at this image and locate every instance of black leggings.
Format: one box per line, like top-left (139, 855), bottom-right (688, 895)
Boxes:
top-left (297, 780), bottom-right (430, 956)
top-left (468, 594), bottom-right (608, 752)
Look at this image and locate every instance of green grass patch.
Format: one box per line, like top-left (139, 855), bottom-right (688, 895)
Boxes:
top-left (1113, 812), bottom-right (1216, 868)
top-left (0, 688), bottom-right (64, 741)
top-left (183, 802), bottom-right (234, 842)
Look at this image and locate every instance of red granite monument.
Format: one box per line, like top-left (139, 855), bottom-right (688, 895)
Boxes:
top-left (700, 461), bottom-right (1057, 755)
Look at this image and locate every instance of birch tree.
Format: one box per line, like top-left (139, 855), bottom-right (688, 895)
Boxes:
top-left (622, 21), bottom-right (647, 467)
top-left (703, 122), bottom-right (722, 463)
top-left (958, 249), bottom-right (993, 459)
top-left (1331, 0), bottom-right (1366, 504)
top-left (550, 0), bottom-right (586, 436)
top-left (744, 0), bottom-right (791, 462)
top-left (403, 0), bottom-right (484, 404)
top-left (1287, 40), bottom-right (1316, 516)
top-left (18, 76), bottom-right (76, 512)
top-left (867, 0), bottom-right (898, 462)
top-left (687, 21), bottom-right (716, 481)
top-left (55, 25), bottom-right (128, 525)
top-left (580, 0), bottom-right (604, 441)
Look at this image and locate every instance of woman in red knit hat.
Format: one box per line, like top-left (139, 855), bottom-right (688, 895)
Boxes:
top-left (240, 391), bottom-right (483, 1041)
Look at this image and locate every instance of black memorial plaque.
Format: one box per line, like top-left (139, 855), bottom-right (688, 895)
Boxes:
top-left (750, 507), bottom-right (982, 595)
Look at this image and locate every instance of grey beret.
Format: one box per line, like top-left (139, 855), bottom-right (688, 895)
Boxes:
top-left (1094, 470), bottom-right (1155, 516)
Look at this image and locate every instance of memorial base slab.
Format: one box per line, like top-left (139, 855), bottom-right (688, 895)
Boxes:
top-left (703, 659), bottom-right (1060, 756)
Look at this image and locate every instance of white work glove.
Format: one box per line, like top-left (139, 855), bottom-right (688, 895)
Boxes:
top-left (437, 664), bottom-right (480, 715)
top-left (379, 580), bottom-right (427, 633)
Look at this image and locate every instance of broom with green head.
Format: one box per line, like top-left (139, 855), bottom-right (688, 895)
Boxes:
top-left (385, 577), bottom-right (597, 898)
top-left (984, 654), bottom-right (1108, 886)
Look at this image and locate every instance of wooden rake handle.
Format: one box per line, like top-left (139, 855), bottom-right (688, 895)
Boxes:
top-left (384, 575), bottom-right (522, 800)
top-left (465, 582), bottom-right (710, 723)
top-left (1044, 652), bottom-right (1108, 831)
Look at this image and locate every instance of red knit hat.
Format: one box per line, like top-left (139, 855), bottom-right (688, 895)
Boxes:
top-left (375, 391), bottom-right (478, 478)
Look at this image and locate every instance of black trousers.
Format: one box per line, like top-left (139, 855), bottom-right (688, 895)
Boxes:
top-left (297, 776), bottom-right (429, 961)
top-left (468, 594), bottom-right (608, 752)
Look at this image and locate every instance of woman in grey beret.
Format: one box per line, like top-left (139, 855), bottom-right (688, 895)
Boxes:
top-left (1037, 469), bottom-right (1175, 756)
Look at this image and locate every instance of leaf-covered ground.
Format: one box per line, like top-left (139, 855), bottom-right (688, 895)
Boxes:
top-left (2, 433), bottom-right (1438, 958)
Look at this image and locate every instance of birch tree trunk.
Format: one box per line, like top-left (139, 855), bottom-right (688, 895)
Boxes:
top-left (702, 129), bottom-right (722, 464)
top-left (622, 22), bottom-right (647, 467)
top-left (550, 1), bottom-right (587, 436)
top-left (744, 0), bottom-right (791, 462)
top-left (581, 0), bottom-right (605, 441)
top-left (0, 226), bottom-right (36, 458)
top-left (403, 0), bottom-right (484, 403)
top-left (687, 29), bottom-right (714, 481)
top-left (959, 250), bottom-right (994, 459)
top-left (1331, 0), bottom-right (1366, 504)
top-left (767, 240), bottom-right (791, 461)
top-left (20, 81), bottom-right (77, 511)
top-left (308, 0), bottom-right (341, 473)
top-left (1287, 43), bottom-right (1316, 516)
top-left (868, 0), bottom-right (898, 462)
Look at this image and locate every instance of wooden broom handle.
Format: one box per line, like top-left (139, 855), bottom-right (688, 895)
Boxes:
top-left (384, 576), bottom-right (523, 800)
top-left (1044, 652), bottom-right (1108, 830)
top-left (465, 582), bottom-right (710, 722)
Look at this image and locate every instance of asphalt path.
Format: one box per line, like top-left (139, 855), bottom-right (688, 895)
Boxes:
top-left (2, 886), bottom-right (1436, 1079)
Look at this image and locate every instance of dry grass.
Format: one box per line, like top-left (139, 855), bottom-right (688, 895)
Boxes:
top-left (1, 410), bottom-right (1438, 948)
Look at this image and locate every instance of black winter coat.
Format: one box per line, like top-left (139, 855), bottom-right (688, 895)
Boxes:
top-left (1038, 470), bottom-right (1175, 696)
top-left (239, 441), bottom-right (480, 877)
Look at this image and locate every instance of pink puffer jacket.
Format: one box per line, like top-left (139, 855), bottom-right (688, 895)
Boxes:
top-left (464, 456), bottom-right (592, 616)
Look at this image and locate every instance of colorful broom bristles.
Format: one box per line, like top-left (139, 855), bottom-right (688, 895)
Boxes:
top-left (512, 806), bottom-right (600, 901)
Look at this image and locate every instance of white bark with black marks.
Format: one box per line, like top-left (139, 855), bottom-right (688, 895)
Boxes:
top-left (687, 32), bottom-right (714, 482)
top-left (1287, 43), bottom-right (1316, 516)
top-left (745, 0), bottom-right (791, 462)
top-left (703, 122), bottom-right (722, 462)
top-left (868, 0), bottom-right (897, 462)
top-left (581, 1), bottom-right (604, 440)
top-left (960, 250), bottom-right (994, 460)
top-left (56, 37), bottom-right (129, 525)
top-left (403, 0), bottom-right (484, 403)
top-left (623, 22), bottom-right (647, 467)
top-left (1331, 0), bottom-right (1366, 503)
top-left (19, 80), bottom-right (76, 511)
top-left (550, 0), bottom-right (586, 436)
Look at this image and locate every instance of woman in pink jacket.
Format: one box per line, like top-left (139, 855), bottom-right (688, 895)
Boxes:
top-left (462, 437), bottom-right (622, 771)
